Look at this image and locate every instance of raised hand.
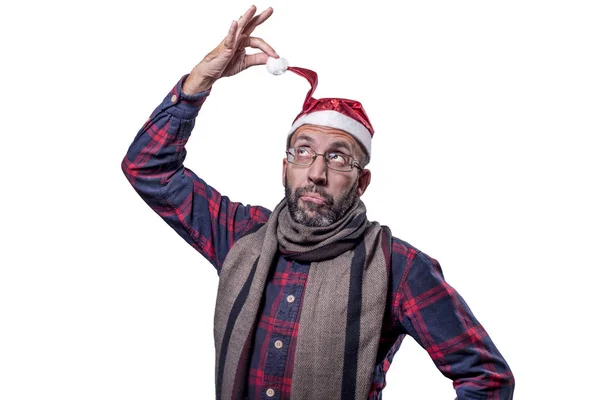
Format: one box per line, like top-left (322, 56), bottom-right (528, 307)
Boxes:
top-left (182, 5), bottom-right (279, 95)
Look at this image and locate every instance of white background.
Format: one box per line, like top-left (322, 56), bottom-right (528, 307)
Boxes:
top-left (1, 0), bottom-right (598, 399)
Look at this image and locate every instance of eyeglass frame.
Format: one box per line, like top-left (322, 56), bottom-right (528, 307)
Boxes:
top-left (285, 147), bottom-right (363, 172)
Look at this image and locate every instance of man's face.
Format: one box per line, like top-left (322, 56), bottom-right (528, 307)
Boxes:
top-left (282, 124), bottom-right (371, 227)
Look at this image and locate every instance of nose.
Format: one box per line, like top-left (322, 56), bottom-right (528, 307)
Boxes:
top-left (307, 154), bottom-right (327, 185)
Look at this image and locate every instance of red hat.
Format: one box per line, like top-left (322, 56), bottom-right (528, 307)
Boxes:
top-left (267, 58), bottom-right (374, 162)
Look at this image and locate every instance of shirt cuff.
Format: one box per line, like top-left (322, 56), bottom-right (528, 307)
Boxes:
top-left (159, 74), bottom-right (211, 120)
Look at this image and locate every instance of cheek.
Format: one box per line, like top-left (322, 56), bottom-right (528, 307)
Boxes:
top-left (330, 175), bottom-right (357, 198)
top-left (286, 166), bottom-right (305, 188)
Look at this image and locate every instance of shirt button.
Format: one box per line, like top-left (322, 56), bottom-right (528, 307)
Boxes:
top-left (274, 340), bottom-right (283, 349)
top-left (170, 94), bottom-right (177, 103)
top-left (266, 388), bottom-right (275, 397)
top-left (287, 295), bottom-right (295, 303)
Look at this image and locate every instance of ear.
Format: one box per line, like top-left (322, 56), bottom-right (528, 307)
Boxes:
top-left (356, 168), bottom-right (371, 197)
top-left (282, 158), bottom-right (288, 187)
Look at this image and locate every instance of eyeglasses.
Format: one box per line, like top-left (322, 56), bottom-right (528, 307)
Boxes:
top-left (286, 147), bottom-right (362, 172)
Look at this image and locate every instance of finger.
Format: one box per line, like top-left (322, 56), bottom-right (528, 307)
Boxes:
top-left (223, 20), bottom-right (238, 50)
top-left (236, 5), bottom-right (257, 35)
top-left (244, 7), bottom-right (273, 35)
top-left (247, 36), bottom-right (279, 58)
top-left (243, 53), bottom-right (271, 69)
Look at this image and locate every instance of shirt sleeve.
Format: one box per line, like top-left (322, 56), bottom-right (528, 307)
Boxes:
top-left (396, 251), bottom-right (515, 399)
top-left (121, 75), bottom-right (271, 272)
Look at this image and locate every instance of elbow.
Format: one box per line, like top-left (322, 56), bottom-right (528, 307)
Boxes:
top-left (121, 155), bottom-right (139, 185)
top-left (455, 365), bottom-right (515, 399)
top-left (504, 369), bottom-right (516, 396)
top-left (489, 362), bottom-right (516, 397)
top-left (486, 367), bottom-right (516, 399)
top-left (497, 356), bottom-right (516, 395)
top-left (121, 156), bottom-right (132, 182)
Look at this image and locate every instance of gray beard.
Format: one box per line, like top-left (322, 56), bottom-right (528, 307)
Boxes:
top-left (285, 176), bottom-right (359, 227)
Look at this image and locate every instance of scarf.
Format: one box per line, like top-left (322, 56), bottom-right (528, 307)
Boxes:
top-left (214, 198), bottom-right (391, 400)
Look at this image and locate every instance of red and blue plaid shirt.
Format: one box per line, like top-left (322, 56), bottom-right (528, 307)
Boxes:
top-left (122, 76), bottom-right (515, 399)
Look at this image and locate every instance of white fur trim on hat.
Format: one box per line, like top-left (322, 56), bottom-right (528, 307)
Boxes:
top-left (288, 110), bottom-right (372, 160)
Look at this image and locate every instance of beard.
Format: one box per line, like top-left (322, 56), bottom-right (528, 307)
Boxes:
top-left (285, 176), bottom-right (359, 227)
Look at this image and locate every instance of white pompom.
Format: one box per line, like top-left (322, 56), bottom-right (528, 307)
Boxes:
top-left (266, 57), bottom-right (289, 75)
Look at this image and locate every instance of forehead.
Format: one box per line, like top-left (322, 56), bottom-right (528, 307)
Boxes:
top-left (290, 124), bottom-right (357, 149)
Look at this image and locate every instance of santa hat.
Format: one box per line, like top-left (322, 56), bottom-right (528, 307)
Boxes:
top-left (267, 57), bottom-right (374, 163)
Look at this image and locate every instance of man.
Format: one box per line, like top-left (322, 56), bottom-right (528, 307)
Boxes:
top-left (122, 5), bottom-right (514, 400)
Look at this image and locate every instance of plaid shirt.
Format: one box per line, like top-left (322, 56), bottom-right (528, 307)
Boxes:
top-left (122, 76), bottom-right (515, 400)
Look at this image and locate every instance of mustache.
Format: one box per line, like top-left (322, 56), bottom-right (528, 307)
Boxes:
top-left (295, 185), bottom-right (334, 205)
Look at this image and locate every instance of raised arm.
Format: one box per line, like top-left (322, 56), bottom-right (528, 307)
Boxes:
top-left (122, 6), bottom-right (278, 271)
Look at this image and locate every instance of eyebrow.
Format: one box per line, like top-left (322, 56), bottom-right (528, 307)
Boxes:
top-left (328, 140), bottom-right (353, 153)
top-left (293, 135), bottom-right (354, 153)
top-left (293, 134), bottom-right (315, 145)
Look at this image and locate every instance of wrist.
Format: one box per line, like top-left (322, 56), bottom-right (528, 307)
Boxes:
top-left (182, 74), bottom-right (215, 95)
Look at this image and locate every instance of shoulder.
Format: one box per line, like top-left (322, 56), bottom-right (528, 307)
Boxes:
top-left (389, 235), bottom-right (423, 269)
top-left (387, 233), bottom-right (442, 286)
top-left (231, 202), bottom-right (272, 241)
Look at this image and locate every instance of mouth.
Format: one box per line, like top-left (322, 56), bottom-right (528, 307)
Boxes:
top-left (300, 193), bottom-right (329, 206)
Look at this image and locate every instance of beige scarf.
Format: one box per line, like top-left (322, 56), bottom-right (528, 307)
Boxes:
top-left (214, 199), bottom-right (391, 400)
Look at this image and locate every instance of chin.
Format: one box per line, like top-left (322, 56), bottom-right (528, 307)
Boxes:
top-left (292, 207), bottom-right (334, 228)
